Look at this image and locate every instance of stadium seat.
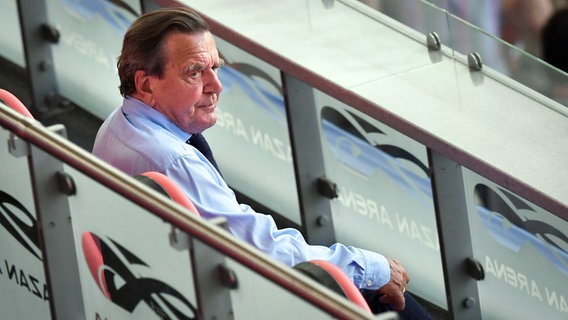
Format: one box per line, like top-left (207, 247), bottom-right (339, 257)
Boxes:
top-left (0, 88), bottom-right (34, 119)
top-left (135, 171), bottom-right (200, 215)
top-left (293, 259), bottom-right (372, 314)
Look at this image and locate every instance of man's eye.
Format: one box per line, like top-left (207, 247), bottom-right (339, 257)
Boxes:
top-left (189, 70), bottom-right (203, 79)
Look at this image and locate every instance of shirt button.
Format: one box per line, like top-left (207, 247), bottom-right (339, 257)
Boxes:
top-left (366, 280), bottom-right (372, 286)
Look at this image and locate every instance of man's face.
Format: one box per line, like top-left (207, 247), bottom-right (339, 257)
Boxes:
top-left (145, 30), bottom-right (223, 133)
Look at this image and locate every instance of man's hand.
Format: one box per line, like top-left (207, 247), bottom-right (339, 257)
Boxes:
top-left (377, 258), bottom-right (410, 311)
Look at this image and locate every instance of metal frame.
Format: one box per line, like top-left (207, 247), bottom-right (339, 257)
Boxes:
top-left (429, 150), bottom-right (481, 319)
top-left (140, 0), bottom-right (162, 13)
top-left (29, 144), bottom-right (86, 319)
top-left (283, 73), bottom-right (336, 246)
top-left (180, 218), bottom-right (236, 320)
top-left (16, 0), bottom-right (58, 116)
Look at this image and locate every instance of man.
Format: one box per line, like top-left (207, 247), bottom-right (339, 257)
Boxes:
top-left (93, 6), bottom-right (431, 318)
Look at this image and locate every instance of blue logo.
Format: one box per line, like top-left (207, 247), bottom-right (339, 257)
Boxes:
top-left (218, 61), bottom-right (286, 127)
top-left (320, 106), bottom-right (432, 205)
top-left (475, 184), bottom-right (568, 277)
top-left (59, 0), bottom-right (138, 33)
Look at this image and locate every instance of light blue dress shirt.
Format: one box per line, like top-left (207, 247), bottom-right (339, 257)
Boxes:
top-left (92, 97), bottom-right (390, 290)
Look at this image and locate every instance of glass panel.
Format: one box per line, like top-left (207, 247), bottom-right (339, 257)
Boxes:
top-left (45, 0), bottom-right (140, 120)
top-left (465, 169), bottom-right (568, 320)
top-left (0, 127), bottom-right (50, 319)
top-left (444, 9), bottom-right (568, 108)
top-left (65, 165), bottom-right (199, 319)
top-left (0, 0), bottom-right (25, 67)
top-left (360, 0), bottom-right (568, 107)
top-left (315, 92), bottom-right (446, 309)
top-left (500, 46), bottom-right (568, 107)
top-left (207, 37), bottom-right (301, 224)
top-left (227, 259), bottom-right (335, 319)
top-left (358, 0), bottom-right (453, 48)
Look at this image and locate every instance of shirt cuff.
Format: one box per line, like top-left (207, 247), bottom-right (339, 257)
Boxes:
top-left (356, 249), bottom-right (391, 290)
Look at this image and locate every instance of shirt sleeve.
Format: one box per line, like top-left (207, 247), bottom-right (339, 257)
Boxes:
top-left (165, 152), bottom-right (391, 290)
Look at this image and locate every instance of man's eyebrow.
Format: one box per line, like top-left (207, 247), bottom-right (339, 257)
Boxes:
top-left (188, 63), bottom-right (206, 72)
top-left (187, 59), bottom-right (224, 72)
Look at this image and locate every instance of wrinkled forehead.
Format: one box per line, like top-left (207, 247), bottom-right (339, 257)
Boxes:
top-left (164, 31), bottom-right (219, 61)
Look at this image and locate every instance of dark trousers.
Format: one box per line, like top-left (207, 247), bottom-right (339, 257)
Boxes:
top-left (361, 290), bottom-right (436, 319)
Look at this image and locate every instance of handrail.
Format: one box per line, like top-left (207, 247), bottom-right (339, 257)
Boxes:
top-left (0, 101), bottom-right (377, 320)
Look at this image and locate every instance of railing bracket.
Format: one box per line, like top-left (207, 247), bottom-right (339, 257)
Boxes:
top-left (316, 177), bottom-right (338, 199)
top-left (465, 256), bottom-right (485, 280)
top-left (467, 52), bottom-right (483, 71)
top-left (427, 32), bottom-right (441, 51)
top-left (8, 134), bottom-right (30, 157)
top-left (218, 263), bottom-right (239, 289)
top-left (56, 171), bottom-right (76, 196)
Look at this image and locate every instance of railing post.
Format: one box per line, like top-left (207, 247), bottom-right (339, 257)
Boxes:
top-left (177, 218), bottom-right (236, 320)
top-left (29, 144), bottom-right (86, 319)
top-left (140, 0), bottom-right (161, 13)
top-left (429, 149), bottom-right (482, 319)
top-left (16, 0), bottom-right (58, 116)
top-left (282, 74), bottom-right (336, 245)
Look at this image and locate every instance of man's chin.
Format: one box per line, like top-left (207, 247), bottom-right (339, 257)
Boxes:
top-left (193, 118), bottom-right (217, 134)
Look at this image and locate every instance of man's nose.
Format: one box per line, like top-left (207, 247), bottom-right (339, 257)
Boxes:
top-left (203, 68), bottom-right (223, 93)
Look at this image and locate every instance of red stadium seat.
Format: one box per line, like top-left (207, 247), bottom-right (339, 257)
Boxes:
top-left (294, 259), bottom-right (372, 314)
top-left (81, 232), bottom-right (111, 300)
top-left (136, 171), bottom-right (200, 216)
top-left (0, 88), bottom-right (34, 119)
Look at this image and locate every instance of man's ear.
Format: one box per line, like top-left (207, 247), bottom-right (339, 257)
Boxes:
top-left (133, 70), bottom-right (155, 106)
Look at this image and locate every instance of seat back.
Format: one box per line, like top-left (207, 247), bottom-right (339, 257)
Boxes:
top-left (135, 171), bottom-right (200, 215)
top-left (294, 259), bottom-right (372, 314)
top-left (0, 88), bottom-right (34, 119)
